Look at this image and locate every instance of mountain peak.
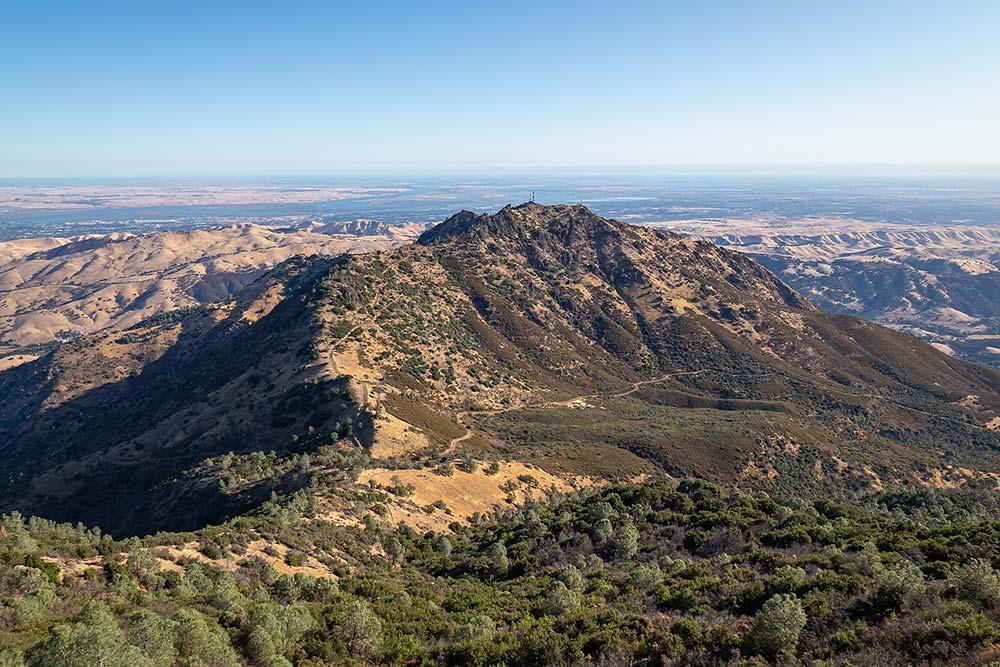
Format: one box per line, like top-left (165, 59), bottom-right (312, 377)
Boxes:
top-left (417, 202), bottom-right (608, 246)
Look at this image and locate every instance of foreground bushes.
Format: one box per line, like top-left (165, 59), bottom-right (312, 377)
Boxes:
top-left (4, 481), bottom-right (1000, 665)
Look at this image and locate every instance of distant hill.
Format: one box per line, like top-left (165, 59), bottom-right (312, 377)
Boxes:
top-left (0, 203), bottom-right (997, 536)
top-left (0, 222), bottom-right (425, 358)
top-left (301, 219), bottom-right (428, 238)
top-left (698, 227), bottom-right (1000, 368)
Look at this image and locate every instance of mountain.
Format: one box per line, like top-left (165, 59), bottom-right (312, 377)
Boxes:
top-left (0, 222), bottom-right (424, 360)
top-left (0, 203), bottom-right (997, 536)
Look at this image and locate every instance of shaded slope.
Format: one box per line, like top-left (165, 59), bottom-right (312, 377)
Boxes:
top-left (0, 256), bottom-right (366, 534)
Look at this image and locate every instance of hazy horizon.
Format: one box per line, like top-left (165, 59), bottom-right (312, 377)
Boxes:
top-left (3, 163), bottom-right (1000, 187)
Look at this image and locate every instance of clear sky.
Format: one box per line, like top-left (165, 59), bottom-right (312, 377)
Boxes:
top-left (2, 1), bottom-right (998, 177)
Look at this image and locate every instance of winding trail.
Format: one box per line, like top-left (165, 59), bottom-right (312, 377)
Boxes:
top-left (444, 369), bottom-right (706, 454)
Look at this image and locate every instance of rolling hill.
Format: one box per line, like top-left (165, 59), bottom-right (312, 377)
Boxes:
top-left (0, 221), bottom-right (423, 360)
top-left (693, 226), bottom-right (1000, 368)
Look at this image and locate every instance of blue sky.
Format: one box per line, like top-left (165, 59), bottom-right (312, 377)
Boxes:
top-left (2, 1), bottom-right (998, 177)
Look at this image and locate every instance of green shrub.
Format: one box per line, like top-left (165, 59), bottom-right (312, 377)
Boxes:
top-left (955, 558), bottom-right (1000, 607)
top-left (875, 560), bottom-right (925, 611)
top-left (541, 581), bottom-right (580, 616)
top-left (750, 594), bottom-right (807, 660)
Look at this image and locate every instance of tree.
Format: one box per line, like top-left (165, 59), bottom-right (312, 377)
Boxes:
top-left (751, 593), bottom-right (807, 660)
top-left (455, 615), bottom-right (495, 643)
top-left (852, 542), bottom-right (883, 576)
top-left (12, 597), bottom-right (48, 627)
top-left (436, 536), bottom-right (453, 560)
top-left (630, 563), bottom-right (663, 590)
top-left (541, 581), bottom-right (580, 616)
top-left (591, 518), bottom-right (614, 544)
top-left (29, 601), bottom-right (151, 667)
top-left (125, 545), bottom-right (160, 584)
top-left (487, 541), bottom-right (509, 578)
top-left (956, 558), bottom-right (1000, 607)
top-left (245, 626), bottom-right (277, 666)
top-left (613, 522), bottom-right (640, 560)
top-left (771, 565), bottom-right (807, 593)
top-left (243, 602), bottom-right (316, 665)
top-left (127, 610), bottom-right (178, 667)
top-left (0, 513), bottom-right (38, 556)
top-left (875, 560), bottom-right (925, 610)
top-left (384, 536), bottom-right (404, 565)
top-left (340, 600), bottom-right (383, 659)
top-left (173, 609), bottom-right (241, 667)
top-left (0, 650), bottom-right (25, 667)
top-left (205, 572), bottom-right (245, 613)
top-left (558, 564), bottom-right (585, 593)
top-left (588, 501), bottom-right (617, 524)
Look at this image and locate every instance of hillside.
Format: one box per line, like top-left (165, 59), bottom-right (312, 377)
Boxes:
top-left (689, 226), bottom-right (1000, 368)
top-left (0, 203), bottom-right (998, 537)
top-left (0, 222), bottom-right (423, 359)
top-left (7, 476), bottom-right (1000, 666)
top-left (347, 204), bottom-right (999, 483)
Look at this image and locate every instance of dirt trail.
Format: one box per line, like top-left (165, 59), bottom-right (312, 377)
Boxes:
top-left (444, 370), bottom-right (706, 454)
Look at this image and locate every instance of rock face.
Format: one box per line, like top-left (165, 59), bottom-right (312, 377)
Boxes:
top-left (0, 204), bottom-right (997, 536)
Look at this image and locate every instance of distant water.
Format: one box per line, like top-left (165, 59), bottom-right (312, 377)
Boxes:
top-left (1, 175), bottom-right (998, 241)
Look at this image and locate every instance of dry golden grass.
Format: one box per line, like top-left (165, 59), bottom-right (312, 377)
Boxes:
top-left (911, 467), bottom-right (1000, 491)
top-left (39, 555), bottom-right (103, 581)
top-left (0, 353), bottom-right (38, 371)
top-left (368, 410), bottom-right (435, 458)
top-left (358, 461), bottom-right (594, 532)
top-left (154, 539), bottom-right (337, 580)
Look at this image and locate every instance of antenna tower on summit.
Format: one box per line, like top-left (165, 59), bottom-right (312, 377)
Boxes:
top-left (530, 190), bottom-right (535, 203)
